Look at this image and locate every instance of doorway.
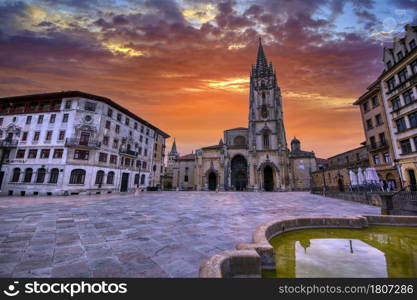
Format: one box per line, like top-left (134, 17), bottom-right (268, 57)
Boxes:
top-left (120, 173), bottom-right (129, 192)
top-left (263, 166), bottom-right (274, 191)
top-left (231, 155), bottom-right (247, 191)
top-left (79, 132), bottom-right (90, 145)
top-left (208, 172), bottom-right (217, 191)
top-left (338, 178), bottom-right (345, 192)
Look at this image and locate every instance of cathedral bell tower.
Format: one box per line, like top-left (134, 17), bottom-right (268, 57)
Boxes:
top-left (248, 38), bottom-right (288, 152)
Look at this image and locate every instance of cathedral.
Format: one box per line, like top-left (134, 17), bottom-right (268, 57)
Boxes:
top-left (164, 40), bottom-right (318, 191)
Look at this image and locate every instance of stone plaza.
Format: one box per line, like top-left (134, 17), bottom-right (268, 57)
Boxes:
top-left (0, 192), bottom-right (379, 278)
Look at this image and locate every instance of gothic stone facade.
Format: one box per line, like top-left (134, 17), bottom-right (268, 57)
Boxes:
top-left (167, 41), bottom-right (317, 191)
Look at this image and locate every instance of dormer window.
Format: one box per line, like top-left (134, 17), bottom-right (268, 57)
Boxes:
top-left (397, 51), bottom-right (404, 61)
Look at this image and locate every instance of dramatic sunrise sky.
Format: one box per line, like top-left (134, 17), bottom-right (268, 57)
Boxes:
top-left (1, 0), bottom-right (417, 158)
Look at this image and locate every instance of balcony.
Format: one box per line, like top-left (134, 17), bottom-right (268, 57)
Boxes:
top-left (367, 142), bottom-right (389, 152)
top-left (0, 139), bottom-right (18, 147)
top-left (119, 147), bottom-right (138, 157)
top-left (65, 138), bottom-right (101, 148)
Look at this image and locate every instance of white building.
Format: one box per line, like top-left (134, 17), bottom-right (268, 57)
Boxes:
top-left (0, 91), bottom-right (169, 196)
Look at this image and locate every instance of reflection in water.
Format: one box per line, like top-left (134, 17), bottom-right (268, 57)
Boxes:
top-left (263, 226), bottom-right (417, 278)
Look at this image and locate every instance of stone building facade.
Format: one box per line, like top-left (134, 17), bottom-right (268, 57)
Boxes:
top-left (379, 24), bottom-right (417, 188)
top-left (0, 91), bottom-right (169, 196)
top-left (311, 146), bottom-right (370, 192)
top-left (354, 80), bottom-right (400, 190)
top-left (165, 40), bottom-right (317, 191)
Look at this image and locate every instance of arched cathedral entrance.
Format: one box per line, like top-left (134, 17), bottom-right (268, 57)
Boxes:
top-left (208, 172), bottom-right (217, 191)
top-left (263, 166), bottom-right (274, 191)
top-left (231, 155), bottom-right (248, 191)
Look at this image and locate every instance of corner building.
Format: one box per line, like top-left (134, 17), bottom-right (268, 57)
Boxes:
top-left (0, 91), bottom-right (169, 196)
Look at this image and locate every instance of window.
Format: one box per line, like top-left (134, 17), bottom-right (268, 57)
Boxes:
top-left (49, 168), bottom-right (59, 184)
top-left (50, 114), bottom-right (56, 123)
top-left (45, 131), bottom-right (52, 141)
top-left (125, 118), bottom-right (130, 126)
top-left (11, 168), bottom-right (20, 182)
top-left (184, 175), bottom-right (189, 182)
top-left (58, 130), bottom-right (65, 141)
top-left (99, 152), bottom-right (108, 162)
top-left (387, 77), bottom-right (396, 90)
top-left (386, 60), bottom-right (392, 69)
top-left (16, 149), bottom-right (25, 159)
top-left (139, 135), bottom-right (143, 142)
top-left (362, 102), bottom-right (369, 112)
top-left (366, 119), bottom-right (373, 130)
top-left (379, 133), bottom-right (386, 145)
top-left (371, 96), bottom-right (378, 107)
top-left (400, 139), bottom-right (412, 154)
top-left (138, 147), bottom-right (142, 155)
top-left (26, 116), bottom-right (32, 125)
top-left (375, 114), bottom-right (383, 126)
top-left (146, 128), bottom-right (149, 136)
top-left (263, 134), bottom-right (270, 149)
top-left (103, 136), bottom-right (109, 146)
top-left (145, 138), bottom-right (148, 144)
top-left (125, 157), bottom-right (131, 166)
top-left (107, 172), bottom-right (115, 184)
top-left (110, 155), bottom-right (117, 164)
top-left (36, 168), bottom-right (46, 183)
top-left (28, 149), bottom-right (37, 159)
top-left (383, 152), bottom-right (391, 163)
top-left (136, 160), bottom-right (141, 168)
top-left (142, 161), bottom-right (147, 169)
top-left (107, 108), bottom-right (113, 117)
top-left (22, 132), bottom-right (28, 142)
top-left (113, 139), bottom-right (118, 149)
top-left (74, 150), bottom-right (89, 160)
top-left (115, 124), bottom-right (120, 134)
top-left (105, 120), bottom-right (111, 129)
top-left (397, 51), bottom-right (404, 61)
top-left (396, 118), bottom-right (407, 132)
top-left (53, 149), bottom-right (63, 158)
top-left (411, 59), bottom-right (417, 74)
top-left (85, 101), bottom-right (96, 111)
top-left (403, 90), bottom-right (415, 105)
top-left (62, 114), bottom-right (69, 123)
top-left (144, 149), bottom-right (148, 156)
top-left (23, 168), bottom-right (33, 183)
top-left (392, 97), bottom-right (401, 110)
top-left (38, 115), bottom-right (44, 124)
top-left (95, 170), bottom-right (104, 185)
top-left (134, 174), bottom-right (140, 185)
top-left (65, 101), bottom-right (72, 109)
top-left (373, 154), bottom-right (381, 165)
top-left (140, 174), bottom-right (145, 184)
top-left (409, 112), bottom-right (417, 128)
top-left (134, 122), bottom-right (138, 130)
top-left (117, 113), bottom-right (122, 121)
top-left (410, 39), bottom-right (416, 50)
top-left (40, 149), bottom-right (50, 159)
top-left (370, 136), bottom-right (376, 148)
top-left (398, 68), bottom-right (408, 83)
top-left (69, 169), bottom-right (86, 184)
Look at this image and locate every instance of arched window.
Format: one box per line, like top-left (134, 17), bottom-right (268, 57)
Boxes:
top-left (69, 169), bottom-right (86, 184)
top-left (234, 136), bottom-right (246, 146)
top-left (49, 168), bottom-right (59, 184)
top-left (140, 174), bottom-right (145, 185)
top-left (23, 168), bottom-right (33, 183)
top-left (11, 168), bottom-right (20, 182)
top-left (36, 168), bottom-right (46, 183)
top-left (261, 105), bottom-right (268, 118)
top-left (95, 170), bottom-right (104, 185)
top-left (107, 171), bottom-right (114, 184)
top-left (134, 174), bottom-right (140, 185)
top-left (263, 134), bottom-right (270, 149)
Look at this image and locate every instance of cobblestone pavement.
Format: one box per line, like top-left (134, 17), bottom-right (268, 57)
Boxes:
top-left (0, 191), bottom-right (380, 278)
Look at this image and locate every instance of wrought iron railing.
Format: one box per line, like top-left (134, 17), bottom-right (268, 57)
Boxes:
top-left (119, 148), bottom-right (138, 157)
top-left (65, 138), bottom-right (101, 148)
top-left (0, 139), bottom-right (18, 147)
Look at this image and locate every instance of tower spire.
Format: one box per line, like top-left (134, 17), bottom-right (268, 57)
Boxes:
top-left (256, 37), bottom-right (268, 70)
top-left (169, 138), bottom-right (178, 155)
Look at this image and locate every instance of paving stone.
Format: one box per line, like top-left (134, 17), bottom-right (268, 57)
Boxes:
top-left (0, 191), bottom-right (380, 277)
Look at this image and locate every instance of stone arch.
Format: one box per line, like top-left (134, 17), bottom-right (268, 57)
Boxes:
top-left (230, 154), bottom-right (248, 191)
top-left (257, 161), bottom-right (280, 191)
top-left (205, 166), bottom-right (219, 191)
